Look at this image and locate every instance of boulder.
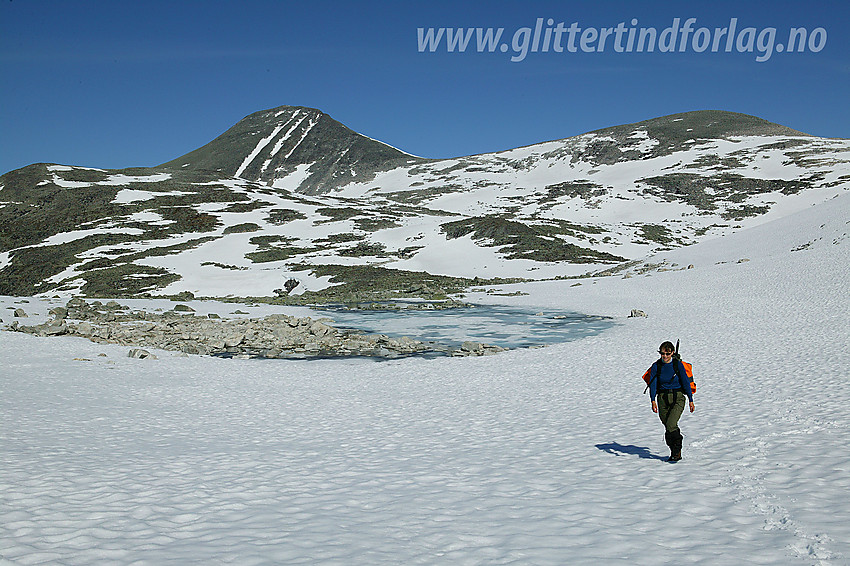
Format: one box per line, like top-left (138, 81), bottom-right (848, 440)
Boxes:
top-left (49, 307), bottom-right (68, 320)
top-left (75, 322), bottom-right (94, 337)
top-left (128, 349), bottom-right (156, 359)
top-left (43, 321), bottom-right (68, 336)
top-left (309, 321), bottom-right (332, 337)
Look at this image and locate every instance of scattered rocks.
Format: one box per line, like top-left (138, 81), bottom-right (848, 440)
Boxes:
top-left (456, 341), bottom-right (505, 356)
top-left (629, 309), bottom-right (648, 318)
top-left (7, 298), bottom-right (505, 360)
top-left (13, 309), bottom-right (27, 318)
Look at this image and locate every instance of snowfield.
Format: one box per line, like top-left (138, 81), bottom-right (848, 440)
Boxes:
top-left (1, 192), bottom-right (848, 565)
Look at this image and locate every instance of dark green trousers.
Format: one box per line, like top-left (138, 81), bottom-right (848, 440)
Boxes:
top-left (658, 391), bottom-right (685, 433)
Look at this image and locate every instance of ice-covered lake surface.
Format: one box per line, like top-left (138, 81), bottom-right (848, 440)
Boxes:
top-left (314, 303), bottom-right (614, 349)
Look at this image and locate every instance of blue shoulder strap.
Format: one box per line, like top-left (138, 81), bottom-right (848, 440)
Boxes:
top-left (644, 359), bottom-right (662, 394)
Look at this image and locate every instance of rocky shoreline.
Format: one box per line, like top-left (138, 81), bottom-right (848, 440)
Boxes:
top-left (6, 298), bottom-right (506, 360)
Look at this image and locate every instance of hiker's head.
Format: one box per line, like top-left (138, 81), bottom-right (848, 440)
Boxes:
top-left (659, 341), bottom-right (675, 358)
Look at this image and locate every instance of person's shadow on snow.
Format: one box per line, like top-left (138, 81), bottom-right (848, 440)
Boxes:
top-left (595, 442), bottom-right (666, 460)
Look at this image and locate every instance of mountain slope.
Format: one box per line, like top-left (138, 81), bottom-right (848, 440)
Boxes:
top-left (0, 108), bottom-right (848, 298)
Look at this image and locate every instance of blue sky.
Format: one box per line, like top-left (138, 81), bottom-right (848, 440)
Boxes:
top-left (1, 0), bottom-right (848, 174)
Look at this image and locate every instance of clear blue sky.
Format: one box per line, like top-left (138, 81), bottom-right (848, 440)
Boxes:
top-left (2, 0), bottom-right (848, 174)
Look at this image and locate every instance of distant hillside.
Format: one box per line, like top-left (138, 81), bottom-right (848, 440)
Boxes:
top-left (555, 110), bottom-right (812, 166)
top-left (1, 107), bottom-right (847, 299)
top-left (591, 110), bottom-right (809, 140)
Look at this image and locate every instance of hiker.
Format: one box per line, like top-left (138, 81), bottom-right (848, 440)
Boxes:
top-left (648, 341), bottom-right (695, 462)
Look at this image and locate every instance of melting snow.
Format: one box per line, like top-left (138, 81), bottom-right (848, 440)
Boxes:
top-left (112, 189), bottom-right (195, 204)
top-left (103, 173), bottom-right (171, 185)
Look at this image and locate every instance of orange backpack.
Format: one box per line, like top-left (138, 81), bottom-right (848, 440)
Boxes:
top-left (642, 341), bottom-right (696, 395)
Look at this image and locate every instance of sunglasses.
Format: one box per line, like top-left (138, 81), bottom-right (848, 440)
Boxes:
top-left (659, 351), bottom-right (673, 355)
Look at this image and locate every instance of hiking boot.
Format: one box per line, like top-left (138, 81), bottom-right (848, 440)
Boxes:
top-left (665, 429), bottom-right (683, 461)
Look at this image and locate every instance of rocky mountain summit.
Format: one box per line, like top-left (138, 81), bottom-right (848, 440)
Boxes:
top-left (160, 106), bottom-right (423, 194)
top-left (1, 106), bottom-right (848, 300)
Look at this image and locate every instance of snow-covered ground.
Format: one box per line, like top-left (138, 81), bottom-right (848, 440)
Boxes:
top-left (1, 192), bottom-right (848, 565)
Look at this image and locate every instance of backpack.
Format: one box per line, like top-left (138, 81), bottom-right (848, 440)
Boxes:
top-left (642, 340), bottom-right (696, 395)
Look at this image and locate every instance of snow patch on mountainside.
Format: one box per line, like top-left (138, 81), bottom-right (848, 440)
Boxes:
top-left (235, 122), bottom-right (289, 177)
top-left (113, 188), bottom-right (196, 204)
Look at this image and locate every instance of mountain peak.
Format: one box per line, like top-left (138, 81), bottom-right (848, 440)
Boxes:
top-left (161, 105), bottom-right (421, 194)
top-left (589, 109), bottom-right (810, 140)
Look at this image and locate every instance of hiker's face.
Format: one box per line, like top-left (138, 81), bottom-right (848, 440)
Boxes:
top-left (660, 350), bottom-right (673, 361)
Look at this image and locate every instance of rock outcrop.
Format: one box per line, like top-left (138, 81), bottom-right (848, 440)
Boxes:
top-left (7, 299), bottom-right (506, 359)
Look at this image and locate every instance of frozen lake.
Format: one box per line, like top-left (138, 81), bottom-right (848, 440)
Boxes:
top-left (313, 303), bottom-right (614, 350)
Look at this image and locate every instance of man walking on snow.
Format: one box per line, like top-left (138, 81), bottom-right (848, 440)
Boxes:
top-left (648, 341), bottom-right (695, 462)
